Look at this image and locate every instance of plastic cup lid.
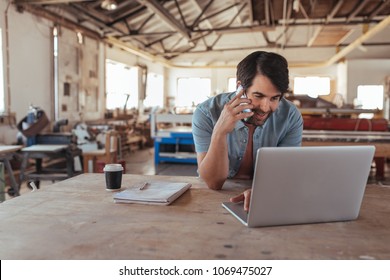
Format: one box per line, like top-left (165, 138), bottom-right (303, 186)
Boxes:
top-left (103, 163), bottom-right (124, 172)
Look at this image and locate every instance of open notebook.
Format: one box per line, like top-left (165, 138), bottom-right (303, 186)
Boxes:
top-left (113, 181), bottom-right (191, 205)
top-left (222, 146), bottom-right (375, 227)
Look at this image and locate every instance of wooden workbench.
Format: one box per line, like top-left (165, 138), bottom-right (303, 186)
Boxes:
top-left (0, 145), bottom-right (23, 197)
top-left (302, 130), bottom-right (390, 156)
top-left (19, 144), bottom-right (83, 186)
top-left (302, 130), bottom-right (390, 178)
top-left (0, 173), bottom-right (389, 260)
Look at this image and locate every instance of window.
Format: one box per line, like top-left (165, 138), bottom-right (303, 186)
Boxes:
top-left (228, 77), bottom-right (236, 92)
top-left (53, 26), bottom-right (59, 119)
top-left (105, 60), bottom-right (138, 110)
top-left (144, 73), bottom-right (163, 108)
top-left (354, 85), bottom-right (384, 119)
top-left (0, 27), bottom-right (4, 113)
top-left (356, 85), bottom-right (384, 110)
top-left (293, 76), bottom-right (330, 98)
top-left (176, 77), bottom-right (210, 107)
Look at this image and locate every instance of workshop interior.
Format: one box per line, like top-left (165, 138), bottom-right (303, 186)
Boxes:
top-left (0, 0), bottom-right (390, 200)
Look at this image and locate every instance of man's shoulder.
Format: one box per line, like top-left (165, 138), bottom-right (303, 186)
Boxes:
top-left (272, 98), bottom-right (302, 126)
top-left (279, 97), bottom-right (301, 114)
top-left (280, 97), bottom-right (296, 107)
top-left (197, 92), bottom-right (233, 111)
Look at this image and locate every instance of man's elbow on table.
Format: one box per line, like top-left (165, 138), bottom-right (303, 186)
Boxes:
top-left (196, 153), bottom-right (227, 189)
top-left (205, 180), bottom-right (225, 190)
top-left (198, 172), bottom-right (225, 190)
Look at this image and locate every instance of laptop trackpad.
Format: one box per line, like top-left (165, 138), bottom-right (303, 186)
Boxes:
top-left (222, 201), bottom-right (248, 225)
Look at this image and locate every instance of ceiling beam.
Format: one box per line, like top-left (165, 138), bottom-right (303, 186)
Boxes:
top-left (119, 31), bottom-right (176, 40)
top-left (67, 2), bottom-right (113, 23)
top-left (245, 0), bottom-right (253, 24)
top-left (187, 0), bottom-right (214, 50)
top-left (197, 3), bottom-right (240, 25)
top-left (369, 0), bottom-right (390, 20)
top-left (298, 1), bottom-right (310, 20)
top-left (156, 41), bottom-right (390, 57)
top-left (307, 0), bottom-right (338, 47)
top-left (136, 0), bottom-right (191, 40)
top-left (265, 0), bottom-right (271, 25)
top-left (14, 0), bottom-right (94, 4)
top-left (18, 3), bottom-right (102, 40)
top-left (326, 0), bottom-right (344, 23)
top-left (189, 0), bottom-right (213, 29)
top-left (307, 26), bottom-right (322, 47)
top-left (192, 25), bottom-right (275, 35)
top-left (108, 5), bottom-right (147, 26)
top-left (173, 0), bottom-right (187, 28)
top-left (59, 3), bottom-right (124, 35)
top-left (106, 36), bottom-right (173, 68)
top-left (224, 3), bottom-right (247, 27)
top-left (347, 0), bottom-right (371, 22)
top-left (325, 15), bottom-right (390, 66)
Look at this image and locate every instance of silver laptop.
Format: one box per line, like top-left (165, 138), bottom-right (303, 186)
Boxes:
top-left (222, 146), bottom-right (375, 227)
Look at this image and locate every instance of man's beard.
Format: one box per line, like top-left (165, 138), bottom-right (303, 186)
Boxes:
top-left (246, 110), bottom-right (272, 126)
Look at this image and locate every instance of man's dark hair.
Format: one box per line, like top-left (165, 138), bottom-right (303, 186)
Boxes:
top-left (236, 51), bottom-right (289, 95)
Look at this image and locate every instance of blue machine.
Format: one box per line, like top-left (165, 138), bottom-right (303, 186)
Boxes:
top-left (154, 131), bottom-right (197, 166)
top-left (151, 114), bottom-right (196, 167)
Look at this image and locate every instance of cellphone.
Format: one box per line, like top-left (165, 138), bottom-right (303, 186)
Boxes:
top-left (235, 85), bottom-right (252, 121)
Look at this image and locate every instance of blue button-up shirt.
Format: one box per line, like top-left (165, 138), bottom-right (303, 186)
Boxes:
top-left (192, 91), bottom-right (303, 178)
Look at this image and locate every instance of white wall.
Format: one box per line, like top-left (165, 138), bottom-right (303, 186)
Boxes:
top-left (346, 59), bottom-right (390, 104)
top-left (290, 64), bottom-right (339, 78)
top-left (1, 1), bottom-right (11, 111)
top-left (1, 2), bottom-right (107, 125)
top-left (336, 62), bottom-right (348, 102)
top-left (1, 2), bottom-right (53, 122)
top-left (56, 27), bottom-right (105, 123)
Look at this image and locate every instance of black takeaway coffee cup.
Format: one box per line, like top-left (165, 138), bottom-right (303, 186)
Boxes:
top-left (103, 163), bottom-right (124, 191)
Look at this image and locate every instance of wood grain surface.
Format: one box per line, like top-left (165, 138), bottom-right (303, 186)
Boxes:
top-left (0, 174), bottom-right (389, 260)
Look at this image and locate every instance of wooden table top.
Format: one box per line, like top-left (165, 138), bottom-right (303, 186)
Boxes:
top-left (0, 173), bottom-right (389, 260)
top-left (0, 145), bottom-right (23, 155)
top-left (21, 144), bottom-right (68, 153)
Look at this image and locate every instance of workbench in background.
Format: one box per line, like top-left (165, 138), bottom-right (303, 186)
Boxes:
top-left (0, 145), bottom-right (22, 199)
top-left (19, 144), bottom-right (82, 188)
top-left (302, 131), bottom-right (390, 178)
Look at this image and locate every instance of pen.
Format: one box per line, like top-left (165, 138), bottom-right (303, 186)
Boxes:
top-left (139, 182), bottom-right (149, 190)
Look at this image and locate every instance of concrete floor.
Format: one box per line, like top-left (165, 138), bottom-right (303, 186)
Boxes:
top-left (125, 147), bottom-right (198, 176)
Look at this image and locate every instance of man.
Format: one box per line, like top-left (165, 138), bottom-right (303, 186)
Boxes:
top-left (192, 51), bottom-right (303, 211)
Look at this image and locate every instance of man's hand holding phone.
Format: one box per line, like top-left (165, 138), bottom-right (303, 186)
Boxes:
top-left (213, 85), bottom-right (254, 135)
top-left (235, 85), bottom-right (253, 122)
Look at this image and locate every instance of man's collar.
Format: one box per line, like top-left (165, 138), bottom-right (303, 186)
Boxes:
top-left (234, 120), bottom-right (246, 130)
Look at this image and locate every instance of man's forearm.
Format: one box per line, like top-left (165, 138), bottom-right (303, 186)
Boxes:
top-left (198, 133), bottom-right (229, 190)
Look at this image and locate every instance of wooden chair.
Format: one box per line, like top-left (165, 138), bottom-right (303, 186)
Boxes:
top-left (83, 130), bottom-right (119, 173)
